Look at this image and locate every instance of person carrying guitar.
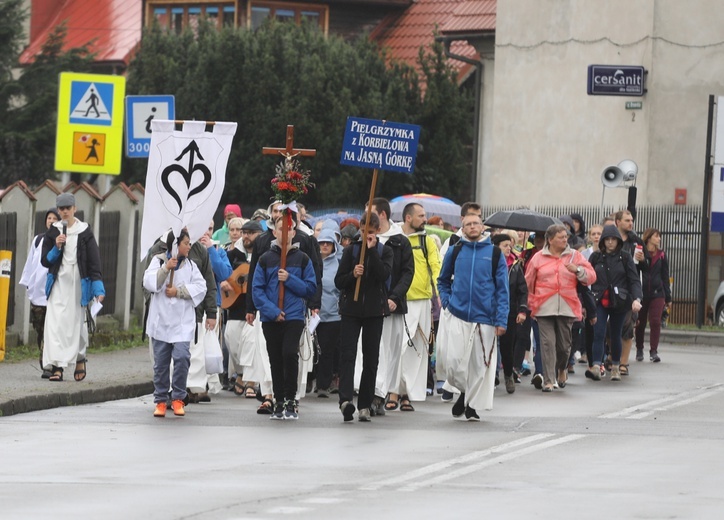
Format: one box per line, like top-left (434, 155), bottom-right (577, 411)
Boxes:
top-left (221, 218), bottom-right (262, 397)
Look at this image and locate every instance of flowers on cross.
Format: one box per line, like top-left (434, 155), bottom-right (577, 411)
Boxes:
top-left (271, 159), bottom-right (315, 204)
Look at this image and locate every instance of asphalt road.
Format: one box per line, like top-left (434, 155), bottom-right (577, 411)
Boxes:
top-left (2, 343), bottom-right (723, 520)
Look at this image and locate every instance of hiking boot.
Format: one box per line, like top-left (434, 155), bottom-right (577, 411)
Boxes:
top-left (505, 375), bottom-right (516, 394)
top-left (283, 400), bottom-right (298, 420)
top-left (340, 401), bottom-right (356, 422)
top-left (441, 390), bottom-right (454, 402)
top-left (578, 354), bottom-right (588, 364)
top-left (567, 363), bottom-right (575, 374)
top-left (465, 406), bottom-right (480, 421)
top-left (171, 400), bottom-right (185, 416)
top-left (636, 349), bottom-right (644, 362)
top-left (452, 392), bottom-right (466, 417)
top-left (153, 403), bottom-right (167, 417)
top-left (650, 351), bottom-right (661, 363)
top-left (531, 373), bottom-right (544, 389)
top-left (270, 402), bottom-right (284, 420)
top-left (610, 365), bottom-right (621, 381)
top-left (358, 408), bottom-right (371, 422)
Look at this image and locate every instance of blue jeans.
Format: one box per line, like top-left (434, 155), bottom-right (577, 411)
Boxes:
top-left (593, 304), bottom-right (627, 364)
top-left (152, 339), bottom-right (190, 403)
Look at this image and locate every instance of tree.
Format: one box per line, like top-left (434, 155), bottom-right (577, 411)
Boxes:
top-left (0, 20), bottom-right (94, 186)
top-left (124, 21), bottom-right (472, 210)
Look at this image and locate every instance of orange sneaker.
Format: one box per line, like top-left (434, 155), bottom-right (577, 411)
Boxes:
top-left (172, 400), bottom-right (185, 416)
top-left (153, 403), bottom-right (167, 417)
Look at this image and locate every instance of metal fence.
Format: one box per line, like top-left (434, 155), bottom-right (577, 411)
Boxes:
top-left (481, 205), bottom-right (703, 325)
top-left (0, 212), bottom-right (17, 327)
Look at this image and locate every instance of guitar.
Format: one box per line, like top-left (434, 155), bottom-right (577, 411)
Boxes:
top-left (220, 263), bottom-right (250, 309)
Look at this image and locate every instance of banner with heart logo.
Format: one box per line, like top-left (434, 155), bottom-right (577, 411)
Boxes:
top-left (140, 119), bottom-right (238, 258)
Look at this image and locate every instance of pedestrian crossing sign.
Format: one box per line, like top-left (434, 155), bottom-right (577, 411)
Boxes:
top-left (55, 72), bottom-right (125, 175)
top-left (69, 82), bottom-right (114, 126)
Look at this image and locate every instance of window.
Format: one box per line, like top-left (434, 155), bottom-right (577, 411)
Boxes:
top-left (149, 3), bottom-right (236, 32)
top-left (248, 2), bottom-right (327, 31)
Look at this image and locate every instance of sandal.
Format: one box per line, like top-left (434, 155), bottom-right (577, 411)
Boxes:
top-left (233, 379), bottom-right (245, 396)
top-left (400, 396), bottom-right (415, 412)
top-left (619, 364), bottom-right (629, 376)
top-left (257, 398), bottom-right (274, 415)
top-left (49, 366), bottom-right (63, 382)
top-left (244, 384), bottom-right (258, 399)
top-left (74, 359), bottom-right (87, 382)
top-left (384, 399), bottom-right (399, 411)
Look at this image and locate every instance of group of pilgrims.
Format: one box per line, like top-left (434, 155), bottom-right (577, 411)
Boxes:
top-left (20, 193), bottom-right (672, 421)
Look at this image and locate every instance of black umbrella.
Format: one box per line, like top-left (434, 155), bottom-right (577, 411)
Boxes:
top-left (484, 209), bottom-right (563, 233)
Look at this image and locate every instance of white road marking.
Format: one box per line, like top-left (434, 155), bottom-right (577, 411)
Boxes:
top-left (399, 434), bottom-right (585, 492)
top-left (599, 384), bottom-right (724, 419)
top-left (359, 433), bottom-right (554, 491)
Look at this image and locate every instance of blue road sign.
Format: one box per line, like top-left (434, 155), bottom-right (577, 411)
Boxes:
top-left (125, 95), bottom-right (175, 158)
top-left (340, 117), bottom-right (421, 174)
top-left (69, 81), bottom-right (116, 126)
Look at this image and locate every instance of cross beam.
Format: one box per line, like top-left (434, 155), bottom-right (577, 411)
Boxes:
top-left (262, 125), bottom-right (316, 161)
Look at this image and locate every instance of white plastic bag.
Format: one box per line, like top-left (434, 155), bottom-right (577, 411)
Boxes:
top-left (204, 328), bottom-right (224, 375)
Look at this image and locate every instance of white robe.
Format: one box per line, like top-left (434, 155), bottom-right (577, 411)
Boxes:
top-left (43, 220), bottom-right (89, 369)
top-left (241, 313), bottom-right (273, 396)
top-left (440, 310), bottom-right (497, 412)
top-left (19, 235), bottom-right (49, 306)
top-left (393, 299), bottom-right (431, 401)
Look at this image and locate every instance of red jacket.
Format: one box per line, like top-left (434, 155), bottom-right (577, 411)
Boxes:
top-left (525, 246), bottom-right (596, 320)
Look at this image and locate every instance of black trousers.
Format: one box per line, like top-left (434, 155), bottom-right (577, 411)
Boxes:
top-left (513, 315), bottom-right (532, 370)
top-left (316, 321), bottom-right (340, 390)
top-left (338, 315), bottom-right (383, 411)
top-left (262, 320), bottom-right (304, 403)
top-left (498, 312), bottom-right (518, 377)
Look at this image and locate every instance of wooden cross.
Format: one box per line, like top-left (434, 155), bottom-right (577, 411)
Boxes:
top-left (262, 125), bottom-right (317, 164)
top-left (262, 125), bottom-right (316, 310)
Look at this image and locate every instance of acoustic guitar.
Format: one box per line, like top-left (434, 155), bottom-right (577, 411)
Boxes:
top-left (221, 263), bottom-right (250, 309)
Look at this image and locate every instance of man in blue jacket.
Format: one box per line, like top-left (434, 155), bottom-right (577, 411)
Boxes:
top-left (437, 214), bottom-right (509, 421)
top-left (252, 217), bottom-right (317, 420)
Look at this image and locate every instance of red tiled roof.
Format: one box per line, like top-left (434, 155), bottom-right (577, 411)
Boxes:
top-left (373, 0), bottom-right (495, 84)
top-left (441, 0), bottom-right (496, 34)
top-left (19, 0), bottom-right (142, 67)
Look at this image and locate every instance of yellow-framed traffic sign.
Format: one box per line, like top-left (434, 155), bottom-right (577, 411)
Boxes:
top-left (55, 72), bottom-right (126, 175)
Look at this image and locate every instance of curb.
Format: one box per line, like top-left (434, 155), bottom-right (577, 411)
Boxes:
top-left (653, 330), bottom-right (724, 347)
top-left (0, 381), bottom-right (153, 417)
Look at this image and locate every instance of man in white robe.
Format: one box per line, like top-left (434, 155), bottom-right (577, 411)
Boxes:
top-left (437, 214), bottom-right (509, 421)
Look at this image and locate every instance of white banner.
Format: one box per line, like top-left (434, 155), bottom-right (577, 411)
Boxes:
top-left (140, 120), bottom-right (237, 258)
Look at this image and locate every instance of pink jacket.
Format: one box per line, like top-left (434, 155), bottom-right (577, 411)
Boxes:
top-left (525, 246), bottom-right (596, 320)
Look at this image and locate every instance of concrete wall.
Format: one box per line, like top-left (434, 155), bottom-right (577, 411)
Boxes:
top-left (489, 0), bottom-right (724, 208)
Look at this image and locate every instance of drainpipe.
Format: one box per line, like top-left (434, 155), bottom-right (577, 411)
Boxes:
top-left (436, 34), bottom-right (483, 202)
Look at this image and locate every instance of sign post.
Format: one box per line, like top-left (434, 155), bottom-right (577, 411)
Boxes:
top-left (339, 117), bottom-right (421, 300)
top-left (0, 251), bottom-right (11, 361)
top-left (55, 72), bottom-right (126, 175)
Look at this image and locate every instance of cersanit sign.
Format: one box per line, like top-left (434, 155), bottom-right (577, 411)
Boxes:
top-left (587, 65), bottom-right (646, 96)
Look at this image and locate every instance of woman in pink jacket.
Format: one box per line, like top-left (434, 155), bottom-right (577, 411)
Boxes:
top-left (525, 224), bottom-right (596, 392)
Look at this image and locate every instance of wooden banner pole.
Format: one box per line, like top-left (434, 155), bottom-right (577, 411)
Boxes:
top-left (278, 209), bottom-right (290, 309)
top-left (354, 168), bottom-right (379, 301)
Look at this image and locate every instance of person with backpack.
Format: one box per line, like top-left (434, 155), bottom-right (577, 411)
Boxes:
top-left (437, 213), bottom-right (509, 421)
top-left (525, 224), bottom-right (596, 392)
top-left (587, 225), bottom-right (643, 381)
top-left (19, 207), bottom-right (60, 379)
top-left (335, 212), bottom-right (393, 422)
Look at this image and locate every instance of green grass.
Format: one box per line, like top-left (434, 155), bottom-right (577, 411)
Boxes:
top-left (3, 328), bottom-right (146, 363)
